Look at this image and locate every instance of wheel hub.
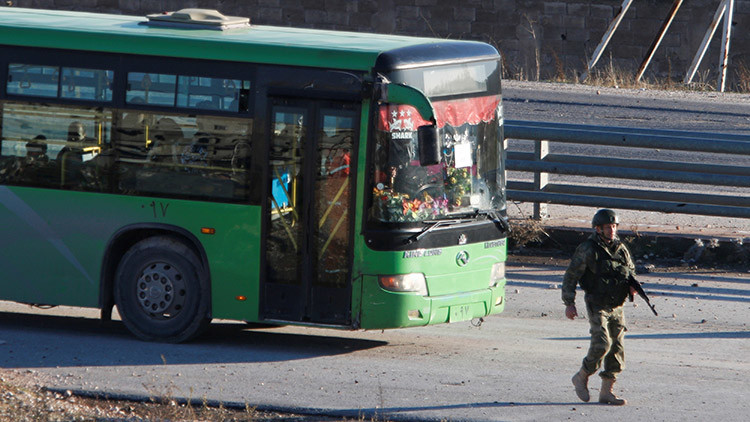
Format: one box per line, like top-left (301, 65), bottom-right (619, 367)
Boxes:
top-left (136, 262), bottom-right (184, 316)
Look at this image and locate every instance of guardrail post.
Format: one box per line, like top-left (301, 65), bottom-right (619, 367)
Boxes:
top-left (533, 139), bottom-right (549, 219)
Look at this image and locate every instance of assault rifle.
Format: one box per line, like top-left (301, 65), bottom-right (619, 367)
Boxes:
top-left (628, 275), bottom-right (658, 316)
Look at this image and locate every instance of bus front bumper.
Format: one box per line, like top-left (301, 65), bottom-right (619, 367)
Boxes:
top-left (359, 275), bottom-right (506, 329)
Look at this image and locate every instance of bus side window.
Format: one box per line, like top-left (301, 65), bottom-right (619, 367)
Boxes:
top-left (13, 135), bottom-right (55, 187)
top-left (231, 140), bottom-right (251, 172)
top-left (0, 101), bottom-right (112, 190)
top-left (114, 111), bottom-right (147, 159)
top-left (113, 110), bottom-right (255, 202)
top-left (58, 122), bottom-right (89, 187)
top-left (58, 121), bottom-right (113, 191)
top-left (182, 114), bottom-right (215, 169)
top-left (148, 117), bottom-right (184, 163)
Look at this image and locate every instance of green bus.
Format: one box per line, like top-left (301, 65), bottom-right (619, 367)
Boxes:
top-left (0, 7), bottom-right (508, 342)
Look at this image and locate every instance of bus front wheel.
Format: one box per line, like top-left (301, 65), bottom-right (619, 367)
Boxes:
top-left (114, 236), bottom-right (210, 343)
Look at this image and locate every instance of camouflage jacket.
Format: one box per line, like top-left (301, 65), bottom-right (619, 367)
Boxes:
top-left (562, 233), bottom-right (635, 308)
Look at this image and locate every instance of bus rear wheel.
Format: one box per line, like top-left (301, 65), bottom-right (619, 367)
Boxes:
top-left (114, 236), bottom-right (210, 342)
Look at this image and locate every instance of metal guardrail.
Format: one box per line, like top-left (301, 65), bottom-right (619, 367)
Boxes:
top-left (503, 119), bottom-right (750, 219)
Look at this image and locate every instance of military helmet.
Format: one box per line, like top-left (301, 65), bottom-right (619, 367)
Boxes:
top-left (592, 208), bottom-right (618, 227)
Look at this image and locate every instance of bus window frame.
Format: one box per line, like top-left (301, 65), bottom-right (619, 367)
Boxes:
top-left (2, 47), bottom-right (119, 99)
top-left (1, 45), bottom-right (258, 118)
top-left (115, 55), bottom-right (257, 117)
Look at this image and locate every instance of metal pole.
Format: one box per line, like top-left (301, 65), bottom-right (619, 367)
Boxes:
top-left (636, 0), bottom-right (684, 82)
top-left (718, 0), bottom-right (734, 92)
top-left (585, 0), bottom-right (634, 76)
top-left (533, 139), bottom-right (549, 220)
top-left (684, 0), bottom-right (727, 84)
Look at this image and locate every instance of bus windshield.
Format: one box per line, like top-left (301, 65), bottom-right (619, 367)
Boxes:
top-left (369, 93), bottom-right (503, 224)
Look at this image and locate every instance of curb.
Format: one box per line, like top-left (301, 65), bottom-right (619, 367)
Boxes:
top-left (44, 387), bottom-right (445, 422)
top-left (515, 224), bottom-right (749, 269)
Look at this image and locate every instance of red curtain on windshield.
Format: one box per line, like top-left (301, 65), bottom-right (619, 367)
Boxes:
top-left (378, 95), bottom-right (500, 131)
top-left (432, 95), bottom-right (500, 128)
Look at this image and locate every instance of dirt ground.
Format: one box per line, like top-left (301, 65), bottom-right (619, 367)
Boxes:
top-left (0, 369), bottom-right (332, 421)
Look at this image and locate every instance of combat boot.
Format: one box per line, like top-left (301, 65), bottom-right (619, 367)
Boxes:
top-left (599, 377), bottom-right (627, 405)
top-left (571, 368), bottom-right (590, 402)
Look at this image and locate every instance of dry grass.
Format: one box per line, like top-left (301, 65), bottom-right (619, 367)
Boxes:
top-left (0, 374), bottom-right (258, 421)
top-left (0, 369), bottom-right (378, 422)
top-left (508, 217), bottom-right (549, 249)
top-left (500, 48), bottom-right (750, 93)
top-left (735, 60), bottom-right (750, 93)
top-left (584, 61), bottom-right (750, 92)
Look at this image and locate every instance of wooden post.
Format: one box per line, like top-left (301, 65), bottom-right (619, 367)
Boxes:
top-left (636, 0), bottom-right (684, 82)
top-left (585, 0), bottom-right (634, 77)
top-left (684, 0), bottom-right (727, 84)
top-left (718, 0), bottom-right (734, 92)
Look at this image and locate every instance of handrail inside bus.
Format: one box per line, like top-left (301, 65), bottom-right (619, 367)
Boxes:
top-left (318, 179), bottom-right (348, 229)
top-left (319, 208), bottom-right (348, 260)
top-left (269, 195), bottom-right (297, 252)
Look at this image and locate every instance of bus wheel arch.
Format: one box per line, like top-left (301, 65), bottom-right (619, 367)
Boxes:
top-left (100, 226), bottom-right (212, 342)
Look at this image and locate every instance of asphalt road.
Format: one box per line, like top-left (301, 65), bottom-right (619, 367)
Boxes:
top-left (1, 260), bottom-right (748, 421)
top-left (502, 80), bottom-right (750, 134)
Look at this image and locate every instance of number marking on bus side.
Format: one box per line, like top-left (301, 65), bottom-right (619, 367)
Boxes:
top-left (144, 201), bottom-right (170, 218)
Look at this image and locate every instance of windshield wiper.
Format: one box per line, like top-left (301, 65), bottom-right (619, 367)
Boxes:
top-left (477, 209), bottom-right (511, 233)
top-left (447, 209), bottom-right (511, 233)
top-left (403, 210), bottom-right (511, 245)
top-left (404, 218), bottom-right (474, 245)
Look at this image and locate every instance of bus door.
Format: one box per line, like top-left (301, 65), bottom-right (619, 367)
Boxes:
top-left (261, 97), bottom-right (357, 325)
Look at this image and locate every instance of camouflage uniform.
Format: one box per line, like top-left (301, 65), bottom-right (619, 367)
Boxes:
top-left (562, 233), bottom-right (635, 380)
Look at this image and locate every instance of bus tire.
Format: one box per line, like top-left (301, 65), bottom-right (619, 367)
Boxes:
top-left (114, 236), bottom-right (210, 343)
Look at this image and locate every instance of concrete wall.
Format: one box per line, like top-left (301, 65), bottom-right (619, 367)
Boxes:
top-left (8, 0), bottom-right (750, 88)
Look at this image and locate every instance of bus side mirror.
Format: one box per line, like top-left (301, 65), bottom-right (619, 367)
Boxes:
top-left (418, 124), bottom-right (440, 166)
top-left (379, 80), bottom-right (436, 123)
top-left (376, 78), bottom-right (441, 165)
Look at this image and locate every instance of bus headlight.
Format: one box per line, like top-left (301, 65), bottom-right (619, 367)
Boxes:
top-left (489, 262), bottom-right (505, 287)
top-left (378, 273), bottom-right (428, 296)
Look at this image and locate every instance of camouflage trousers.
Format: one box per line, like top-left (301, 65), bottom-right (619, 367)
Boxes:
top-left (581, 301), bottom-right (627, 380)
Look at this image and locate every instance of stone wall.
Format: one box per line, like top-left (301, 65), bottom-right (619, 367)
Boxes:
top-left (9, 0), bottom-right (750, 88)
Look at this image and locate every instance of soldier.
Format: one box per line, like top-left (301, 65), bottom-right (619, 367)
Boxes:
top-left (562, 208), bottom-right (636, 406)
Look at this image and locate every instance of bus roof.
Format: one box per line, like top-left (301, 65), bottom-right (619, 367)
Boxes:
top-left (0, 7), bottom-right (499, 72)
